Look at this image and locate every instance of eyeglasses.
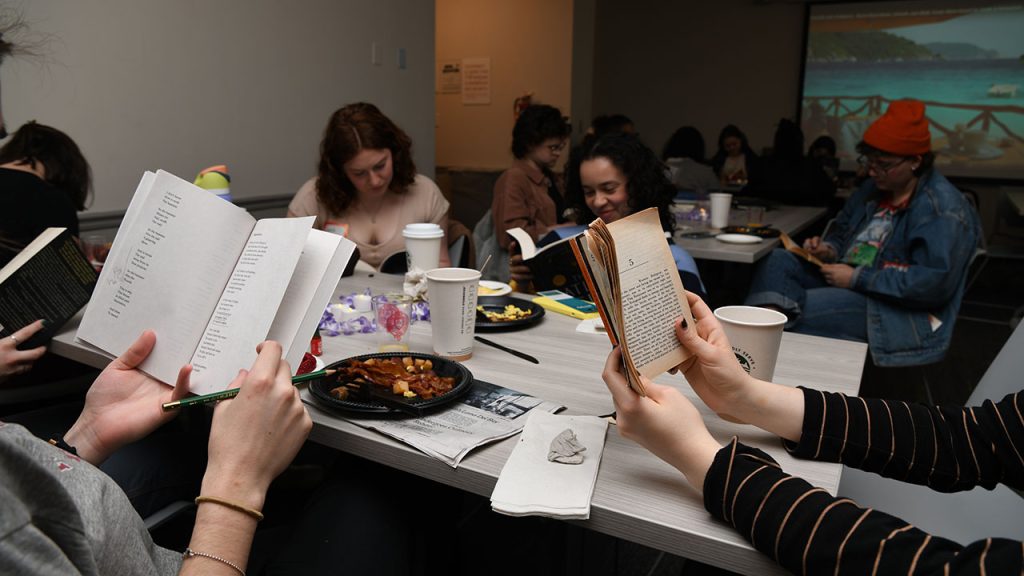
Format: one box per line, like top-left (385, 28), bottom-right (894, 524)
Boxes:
top-left (857, 155), bottom-right (907, 177)
top-left (546, 141), bottom-right (567, 153)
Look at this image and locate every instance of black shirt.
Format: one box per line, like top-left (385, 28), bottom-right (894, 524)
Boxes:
top-left (0, 168), bottom-right (79, 267)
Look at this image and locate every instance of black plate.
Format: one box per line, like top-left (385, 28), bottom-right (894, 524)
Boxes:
top-left (475, 295), bottom-right (545, 332)
top-left (308, 352), bottom-right (473, 417)
top-left (721, 225), bottom-right (781, 238)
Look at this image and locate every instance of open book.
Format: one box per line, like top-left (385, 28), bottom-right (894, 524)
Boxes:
top-left (569, 208), bottom-right (694, 395)
top-left (0, 228), bottom-right (97, 349)
top-left (779, 232), bottom-right (824, 267)
top-left (506, 225), bottom-right (589, 298)
top-left (77, 170), bottom-right (356, 394)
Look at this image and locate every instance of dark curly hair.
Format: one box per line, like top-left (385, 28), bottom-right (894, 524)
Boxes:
top-left (511, 104), bottom-right (570, 159)
top-left (0, 121), bottom-right (91, 210)
top-left (566, 132), bottom-right (675, 232)
top-left (315, 102), bottom-right (417, 215)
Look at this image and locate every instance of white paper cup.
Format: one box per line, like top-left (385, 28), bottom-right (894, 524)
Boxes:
top-left (713, 305), bottom-right (787, 381)
top-left (709, 192), bottom-right (733, 230)
top-left (403, 223), bottom-right (444, 271)
top-left (426, 267), bottom-right (481, 360)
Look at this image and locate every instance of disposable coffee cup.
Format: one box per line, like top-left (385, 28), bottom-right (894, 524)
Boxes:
top-left (426, 267), bottom-right (481, 360)
top-left (709, 192), bottom-right (733, 229)
top-left (403, 223), bottom-right (444, 272)
top-left (713, 305), bottom-right (787, 381)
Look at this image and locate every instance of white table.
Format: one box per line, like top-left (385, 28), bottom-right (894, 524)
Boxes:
top-left (51, 272), bottom-right (866, 575)
top-left (674, 204), bottom-right (826, 263)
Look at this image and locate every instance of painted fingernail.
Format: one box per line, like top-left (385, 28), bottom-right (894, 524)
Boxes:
top-left (681, 318), bottom-right (688, 330)
top-left (41, 319), bottom-right (49, 328)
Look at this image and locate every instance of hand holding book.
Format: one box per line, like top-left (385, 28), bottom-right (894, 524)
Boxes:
top-left (570, 208), bottom-right (694, 395)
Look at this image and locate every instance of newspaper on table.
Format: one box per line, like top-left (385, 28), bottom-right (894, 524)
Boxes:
top-left (343, 380), bottom-right (563, 468)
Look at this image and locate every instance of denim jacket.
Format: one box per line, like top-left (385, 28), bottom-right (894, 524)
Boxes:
top-left (823, 169), bottom-right (980, 367)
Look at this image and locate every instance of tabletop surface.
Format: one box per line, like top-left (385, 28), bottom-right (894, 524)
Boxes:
top-left (673, 204), bottom-right (827, 264)
top-left (51, 271), bottom-right (866, 575)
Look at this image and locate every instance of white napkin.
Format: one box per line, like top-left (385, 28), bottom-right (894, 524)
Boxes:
top-left (490, 411), bottom-right (608, 520)
top-left (575, 317), bottom-right (606, 334)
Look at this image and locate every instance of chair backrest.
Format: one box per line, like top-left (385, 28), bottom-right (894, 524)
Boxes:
top-left (837, 321), bottom-right (1024, 544)
top-left (446, 218), bottom-right (475, 269)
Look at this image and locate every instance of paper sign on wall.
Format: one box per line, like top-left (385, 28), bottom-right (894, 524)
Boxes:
top-left (461, 58), bottom-right (491, 105)
top-left (438, 60), bottom-right (462, 94)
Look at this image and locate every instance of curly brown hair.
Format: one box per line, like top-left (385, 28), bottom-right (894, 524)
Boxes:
top-left (316, 102), bottom-right (417, 215)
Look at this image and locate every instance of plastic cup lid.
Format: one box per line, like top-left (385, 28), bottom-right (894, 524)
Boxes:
top-left (403, 223), bottom-right (444, 239)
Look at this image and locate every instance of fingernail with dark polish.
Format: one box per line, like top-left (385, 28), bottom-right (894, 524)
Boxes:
top-left (681, 318), bottom-right (688, 330)
top-left (41, 319), bottom-right (49, 328)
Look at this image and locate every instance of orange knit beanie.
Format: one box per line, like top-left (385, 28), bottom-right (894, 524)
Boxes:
top-left (863, 100), bottom-right (931, 155)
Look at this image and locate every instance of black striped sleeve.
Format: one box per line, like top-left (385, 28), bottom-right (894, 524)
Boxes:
top-left (703, 439), bottom-right (1024, 575)
top-left (785, 389), bottom-right (1024, 492)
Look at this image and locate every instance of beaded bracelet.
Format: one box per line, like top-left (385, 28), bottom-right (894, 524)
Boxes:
top-left (194, 495), bottom-right (264, 522)
top-left (182, 547), bottom-right (245, 576)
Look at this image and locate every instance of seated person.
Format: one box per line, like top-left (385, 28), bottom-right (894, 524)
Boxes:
top-left (745, 100), bottom-right (980, 367)
top-left (0, 332), bottom-right (311, 574)
top-left (288, 102), bottom-right (450, 269)
top-left (662, 126), bottom-right (719, 193)
top-left (492, 104), bottom-right (573, 252)
top-left (0, 121), bottom-right (91, 267)
top-left (744, 118), bottom-right (835, 207)
top-left (710, 124), bottom-right (758, 186)
top-left (601, 291), bottom-right (1023, 574)
top-left (564, 131), bottom-right (706, 299)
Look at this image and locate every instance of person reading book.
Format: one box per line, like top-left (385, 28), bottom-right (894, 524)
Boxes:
top-left (0, 121), bottom-right (91, 267)
top-left (601, 291), bottom-right (1023, 574)
top-left (564, 131), bottom-right (706, 299)
top-left (0, 332), bottom-right (312, 574)
top-left (744, 100), bottom-right (980, 367)
top-left (287, 102), bottom-right (450, 270)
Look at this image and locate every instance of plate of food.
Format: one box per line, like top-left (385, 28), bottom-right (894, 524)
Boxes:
top-left (721, 225), bottom-right (780, 238)
top-left (475, 295), bottom-right (545, 332)
top-left (715, 233), bottom-right (764, 245)
top-left (308, 352), bottom-right (474, 416)
top-left (478, 280), bottom-right (512, 297)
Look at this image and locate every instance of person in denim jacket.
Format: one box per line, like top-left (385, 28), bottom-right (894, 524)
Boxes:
top-left (746, 100), bottom-right (980, 367)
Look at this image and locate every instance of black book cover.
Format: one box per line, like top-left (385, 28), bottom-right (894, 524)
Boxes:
top-left (0, 228), bottom-right (98, 349)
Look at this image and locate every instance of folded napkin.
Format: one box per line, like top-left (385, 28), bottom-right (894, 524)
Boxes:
top-left (490, 411), bottom-right (608, 520)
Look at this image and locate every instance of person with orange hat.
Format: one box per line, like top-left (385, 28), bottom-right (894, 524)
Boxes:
top-left (745, 99), bottom-right (981, 369)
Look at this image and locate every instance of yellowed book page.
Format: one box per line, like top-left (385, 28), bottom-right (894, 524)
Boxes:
top-left (605, 208), bottom-right (694, 379)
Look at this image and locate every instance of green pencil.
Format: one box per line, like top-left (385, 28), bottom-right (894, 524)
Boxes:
top-left (161, 368), bottom-right (336, 412)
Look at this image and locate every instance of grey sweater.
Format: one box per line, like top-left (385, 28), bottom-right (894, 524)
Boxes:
top-left (0, 422), bottom-right (181, 575)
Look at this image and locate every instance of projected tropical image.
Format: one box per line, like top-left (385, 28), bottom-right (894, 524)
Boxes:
top-left (802, 3), bottom-right (1024, 178)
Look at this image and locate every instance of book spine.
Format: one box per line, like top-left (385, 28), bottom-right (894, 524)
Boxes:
top-left (569, 236), bottom-right (618, 347)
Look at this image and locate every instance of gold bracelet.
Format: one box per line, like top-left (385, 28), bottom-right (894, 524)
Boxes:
top-left (194, 495), bottom-right (264, 522)
top-left (183, 547), bottom-right (245, 575)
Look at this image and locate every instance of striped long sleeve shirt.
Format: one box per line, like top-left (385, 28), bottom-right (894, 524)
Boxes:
top-left (702, 389), bottom-right (1024, 575)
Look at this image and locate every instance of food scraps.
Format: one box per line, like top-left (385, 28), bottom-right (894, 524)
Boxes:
top-left (477, 304), bottom-right (533, 322)
top-left (329, 356), bottom-right (455, 401)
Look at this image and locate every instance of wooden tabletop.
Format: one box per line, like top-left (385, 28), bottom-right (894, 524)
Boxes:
top-left (51, 271), bottom-right (866, 575)
top-left (673, 204), bottom-right (827, 263)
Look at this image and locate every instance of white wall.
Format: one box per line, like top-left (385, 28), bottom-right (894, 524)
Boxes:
top-left (2, 0), bottom-right (435, 214)
top-left (588, 0), bottom-right (806, 158)
top-left (435, 0), bottom-right (574, 171)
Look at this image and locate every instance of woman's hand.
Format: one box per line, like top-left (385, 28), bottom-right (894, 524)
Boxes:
top-left (820, 263), bottom-right (854, 288)
top-left (673, 292), bottom-right (757, 422)
top-left (508, 241), bottom-right (533, 283)
top-left (602, 347), bottom-right (720, 491)
top-left (675, 292), bottom-right (806, 443)
top-left (802, 236), bottom-right (836, 261)
top-left (0, 320), bottom-right (48, 384)
top-left (65, 330), bottom-right (191, 465)
top-left (200, 341), bottom-right (312, 511)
